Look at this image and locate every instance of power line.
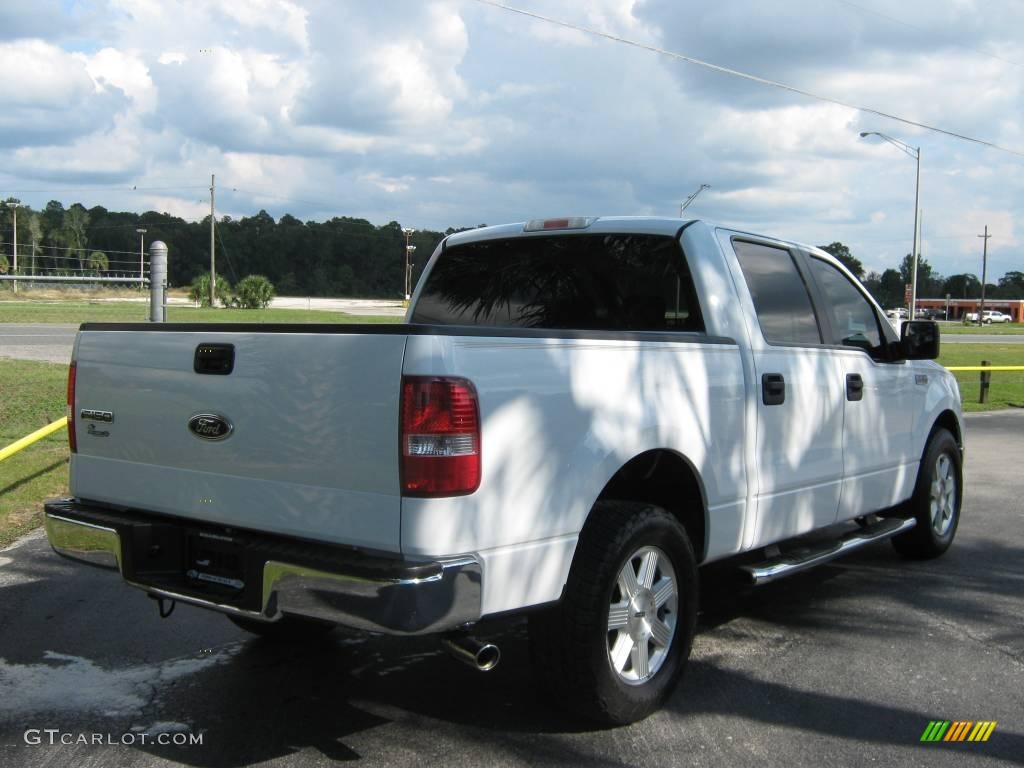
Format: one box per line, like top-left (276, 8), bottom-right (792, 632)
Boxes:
top-left (215, 224), bottom-right (239, 283)
top-left (472, 0), bottom-right (1024, 159)
top-left (3, 185), bottom-right (208, 194)
top-left (0, 242), bottom-right (150, 257)
top-left (224, 186), bottom-right (344, 211)
top-left (832, 0), bottom-right (1024, 70)
top-left (85, 222), bottom-right (195, 231)
top-left (0, 251), bottom-right (141, 265)
top-left (1, 266), bottom-right (145, 274)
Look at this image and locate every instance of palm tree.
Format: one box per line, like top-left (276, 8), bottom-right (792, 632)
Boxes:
top-left (87, 251), bottom-right (109, 274)
top-left (28, 213), bottom-right (43, 276)
top-left (62, 204), bottom-right (90, 271)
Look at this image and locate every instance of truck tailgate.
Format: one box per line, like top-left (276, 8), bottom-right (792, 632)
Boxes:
top-left (70, 326), bottom-right (408, 552)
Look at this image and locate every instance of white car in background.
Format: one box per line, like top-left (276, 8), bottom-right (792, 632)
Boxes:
top-left (965, 310), bottom-right (1012, 324)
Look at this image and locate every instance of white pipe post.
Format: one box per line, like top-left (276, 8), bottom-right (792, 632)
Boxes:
top-left (149, 241), bottom-right (168, 322)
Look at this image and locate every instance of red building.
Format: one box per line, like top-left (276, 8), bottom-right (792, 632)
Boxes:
top-left (916, 298), bottom-right (1024, 322)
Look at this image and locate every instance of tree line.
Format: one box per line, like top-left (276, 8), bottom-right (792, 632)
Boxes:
top-left (818, 242), bottom-right (1024, 307)
top-left (0, 198), bottom-right (463, 298)
top-left (1, 198), bottom-right (1019, 304)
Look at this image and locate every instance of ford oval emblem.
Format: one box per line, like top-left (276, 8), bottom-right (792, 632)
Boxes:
top-left (188, 413), bottom-right (233, 441)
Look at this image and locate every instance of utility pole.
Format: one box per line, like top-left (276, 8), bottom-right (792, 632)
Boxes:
top-left (210, 174), bottom-right (216, 306)
top-left (978, 225), bottom-right (990, 326)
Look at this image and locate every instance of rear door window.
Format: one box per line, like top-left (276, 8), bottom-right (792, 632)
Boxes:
top-left (733, 239), bottom-right (822, 345)
top-left (411, 233), bottom-right (704, 332)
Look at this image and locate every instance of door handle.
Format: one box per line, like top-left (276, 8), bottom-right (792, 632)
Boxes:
top-left (846, 373), bottom-right (864, 402)
top-left (762, 373), bottom-right (785, 406)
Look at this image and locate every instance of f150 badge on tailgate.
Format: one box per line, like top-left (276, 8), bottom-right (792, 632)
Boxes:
top-left (187, 413), bottom-right (233, 441)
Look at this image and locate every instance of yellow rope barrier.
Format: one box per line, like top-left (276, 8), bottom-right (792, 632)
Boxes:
top-left (0, 365), bottom-right (1021, 463)
top-left (0, 417), bottom-right (68, 463)
top-left (945, 366), bottom-right (1024, 372)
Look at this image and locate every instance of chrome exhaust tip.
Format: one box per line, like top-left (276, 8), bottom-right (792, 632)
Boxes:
top-left (442, 634), bottom-right (501, 672)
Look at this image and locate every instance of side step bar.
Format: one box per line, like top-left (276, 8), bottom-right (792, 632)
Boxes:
top-left (742, 516), bottom-right (917, 585)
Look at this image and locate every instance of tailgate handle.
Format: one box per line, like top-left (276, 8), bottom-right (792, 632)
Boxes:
top-left (194, 344), bottom-right (235, 375)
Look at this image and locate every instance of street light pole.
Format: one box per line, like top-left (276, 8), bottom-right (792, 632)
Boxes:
top-left (860, 131), bottom-right (921, 317)
top-left (403, 228), bottom-right (416, 301)
top-left (910, 148), bottom-right (921, 318)
top-left (680, 184), bottom-right (710, 217)
top-left (136, 227), bottom-right (147, 287)
top-left (210, 174), bottom-right (216, 306)
top-left (978, 225), bottom-right (991, 326)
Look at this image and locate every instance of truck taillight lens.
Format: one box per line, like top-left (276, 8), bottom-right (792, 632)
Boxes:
top-left (400, 376), bottom-right (480, 497)
top-left (66, 361), bottom-right (77, 453)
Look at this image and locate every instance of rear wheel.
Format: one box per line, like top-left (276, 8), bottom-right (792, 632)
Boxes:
top-left (529, 501), bottom-right (698, 725)
top-left (892, 428), bottom-right (962, 559)
top-left (227, 614), bottom-right (335, 641)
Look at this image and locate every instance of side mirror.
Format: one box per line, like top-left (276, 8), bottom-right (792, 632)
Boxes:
top-left (900, 320), bottom-right (940, 360)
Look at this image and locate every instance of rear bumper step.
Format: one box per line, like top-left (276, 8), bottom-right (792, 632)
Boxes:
top-left (742, 516), bottom-right (917, 585)
top-left (43, 498), bottom-right (481, 635)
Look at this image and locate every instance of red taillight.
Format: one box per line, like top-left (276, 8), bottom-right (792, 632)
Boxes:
top-left (400, 376), bottom-right (480, 497)
top-left (66, 361), bottom-right (77, 453)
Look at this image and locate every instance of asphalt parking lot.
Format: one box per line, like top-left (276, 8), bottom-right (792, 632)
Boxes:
top-left (0, 411), bottom-right (1021, 768)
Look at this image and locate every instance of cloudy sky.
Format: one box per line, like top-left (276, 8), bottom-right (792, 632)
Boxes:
top-left (1, 0), bottom-right (1021, 282)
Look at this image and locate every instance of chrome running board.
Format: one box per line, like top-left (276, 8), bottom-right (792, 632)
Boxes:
top-left (742, 516), bottom-right (917, 585)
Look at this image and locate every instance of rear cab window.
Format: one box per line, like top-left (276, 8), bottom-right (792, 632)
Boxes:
top-left (411, 233), bottom-right (704, 333)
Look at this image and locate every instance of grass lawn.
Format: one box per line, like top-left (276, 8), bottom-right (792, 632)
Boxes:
top-left (940, 323), bottom-right (1024, 335)
top-left (937, 343), bottom-right (1024, 412)
top-left (0, 360), bottom-right (68, 547)
top-left (0, 301), bottom-right (402, 324)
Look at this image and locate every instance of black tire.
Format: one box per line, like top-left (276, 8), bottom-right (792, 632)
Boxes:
top-left (529, 501), bottom-right (698, 726)
top-left (227, 613), bottom-right (335, 641)
top-left (892, 428), bottom-right (962, 559)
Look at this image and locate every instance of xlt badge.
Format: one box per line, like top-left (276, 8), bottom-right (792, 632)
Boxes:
top-left (188, 413), bottom-right (233, 441)
top-left (80, 409), bottom-right (113, 423)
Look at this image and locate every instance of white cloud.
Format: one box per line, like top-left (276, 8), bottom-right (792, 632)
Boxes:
top-left (80, 47), bottom-right (157, 113)
top-left (0, 0), bottom-right (1020, 281)
top-left (0, 39), bottom-right (127, 147)
top-left (10, 113), bottom-right (144, 180)
top-left (217, 0), bottom-right (310, 52)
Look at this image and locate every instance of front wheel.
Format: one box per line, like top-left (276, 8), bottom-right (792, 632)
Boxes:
top-left (529, 501), bottom-right (698, 725)
top-left (892, 428), bottom-right (962, 559)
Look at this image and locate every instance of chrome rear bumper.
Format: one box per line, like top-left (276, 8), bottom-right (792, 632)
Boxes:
top-left (44, 499), bottom-right (481, 636)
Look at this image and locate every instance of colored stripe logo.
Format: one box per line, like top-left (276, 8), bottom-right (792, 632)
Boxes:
top-left (921, 721), bottom-right (997, 742)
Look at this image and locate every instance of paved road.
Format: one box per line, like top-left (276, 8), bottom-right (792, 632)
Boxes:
top-left (0, 412), bottom-right (1021, 767)
top-left (0, 324), bottom-right (79, 364)
top-left (0, 297), bottom-right (406, 365)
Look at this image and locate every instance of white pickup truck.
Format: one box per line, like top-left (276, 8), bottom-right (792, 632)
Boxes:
top-left (46, 217), bottom-right (963, 724)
